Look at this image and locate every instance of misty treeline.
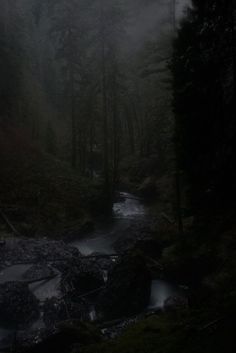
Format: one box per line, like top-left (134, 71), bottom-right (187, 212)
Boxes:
top-left (0, 0), bottom-right (177, 200)
top-left (173, 0), bottom-right (236, 215)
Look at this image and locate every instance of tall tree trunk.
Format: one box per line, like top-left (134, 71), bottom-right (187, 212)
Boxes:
top-left (100, 0), bottom-right (111, 202)
top-left (112, 70), bottom-right (120, 191)
top-left (89, 125), bottom-right (94, 179)
top-left (172, 0), bottom-right (176, 31)
top-left (231, 0), bottom-right (236, 103)
top-left (172, 0), bottom-right (183, 233)
top-left (70, 66), bottom-right (77, 169)
top-left (175, 140), bottom-right (184, 234)
top-left (125, 105), bottom-right (135, 155)
top-left (102, 44), bottom-right (110, 194)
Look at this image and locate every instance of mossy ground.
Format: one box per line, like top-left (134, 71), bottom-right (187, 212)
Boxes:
top-left (0, 125), bottom-right (105, 238)
top-left (80, 311), bottom-right (235, 353)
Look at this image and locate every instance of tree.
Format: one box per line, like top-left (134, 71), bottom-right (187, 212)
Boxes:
top-left (50, 0), bottom-right (93, 169)
top-left (94, 0), bottom-right (125, 199)
top-left (172, 0), bottom-right (236, 212)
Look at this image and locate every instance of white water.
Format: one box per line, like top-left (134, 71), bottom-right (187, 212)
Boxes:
top-left (0, 192), bottom-right (183, 347)
top-left (103, 270), bottom-right (108, 283)
top-left (72, 192), bottom-right (146, 256)
top-left (149, 280), bottom-right (184, 310)
top-left (73, 193), bottom-right (182, 311)
top-left (113, 192), bottom-right (146, 218)
top-left (72, 193), bottom-right (183, 312)
top-left (89, 307), bottom-right (97, 322)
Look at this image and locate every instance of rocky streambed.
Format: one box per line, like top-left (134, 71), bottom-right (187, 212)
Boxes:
top-left (0, 192), bottom-right (187, 351)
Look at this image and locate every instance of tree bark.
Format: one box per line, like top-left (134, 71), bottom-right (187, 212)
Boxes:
top-left (69, 45), bottom-right (77, 169)
top-left (100, 0), bottom-right (111, 202)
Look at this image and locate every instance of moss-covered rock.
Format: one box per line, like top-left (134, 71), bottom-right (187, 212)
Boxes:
top-left (0, 281), bottom-right (39, 328)
top-left (99, 252), bottom-right (151, 319)
top-left (24, 321), bottom-right (101, 353)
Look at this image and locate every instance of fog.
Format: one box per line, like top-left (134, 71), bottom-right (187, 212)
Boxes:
top-left (1, 1), bottom-right (235, 352)
top-left (125, 0), bottom-right (190, 50)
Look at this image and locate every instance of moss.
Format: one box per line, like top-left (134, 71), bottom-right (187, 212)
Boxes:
top-left (0, 126), bottom-right (105, 237)
top-left (78, 312), bottom-right (236, 353)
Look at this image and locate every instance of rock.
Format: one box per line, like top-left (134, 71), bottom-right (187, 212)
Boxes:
top-left (23, 264), bottom-right (55, 281)
top-left (0, 239), bottom-right (80, 264)
top-left (18, 321), bottom-right (101, 353)
top-left (0, 281), bottom-right (39, 328)
top-left (113, 221), bottom-right (153, 253)
top-left (88, 252), bottom-right (114, 272)
top-left (15, 327), bottom-right (55, 351)
top-left (164, 295), bottom-right (188, 312)
top-left (28, 240), bottom-right (80, 263)
top-left (99, 252), bottom-right (151, 319)
top-left (43, 297), bottom-right (89, 327)
top-left (60, 257), bottom-right (104, 297)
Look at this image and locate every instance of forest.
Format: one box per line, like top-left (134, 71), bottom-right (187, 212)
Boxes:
top-left (0, 0), bottom-right (235, 352)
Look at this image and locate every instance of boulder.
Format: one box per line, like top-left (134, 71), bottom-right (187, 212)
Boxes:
top-left (18, 321), bottom-right (101, 353)
top-left (164, 295), bottom-right (188, 312)
top-left (0, 239), bottom-right (80, 264)
top-left (99, 252), bottom-right (151, 319)
top-left (23, 264), bottom-right (55, 281)
top-left (60, 257), bottom-right (104, 297)
top-left (113, 221), bottom-right (153, 253)
top-left (0, 281), bottom-right (39, 328)
top-left (43, 297), bottom-right (89, 327)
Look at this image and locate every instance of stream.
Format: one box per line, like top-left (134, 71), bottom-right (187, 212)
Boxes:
top-left (0, 192), bottom-right (184, 348)
top-left (71, 192), bottom-right (147, 255)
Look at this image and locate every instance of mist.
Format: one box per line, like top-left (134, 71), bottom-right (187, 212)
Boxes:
top-left (0, 1), bottom-right (236, 353)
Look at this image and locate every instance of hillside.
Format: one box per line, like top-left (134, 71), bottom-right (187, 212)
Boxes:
top-left (0, 124), bottom-right (103, 238)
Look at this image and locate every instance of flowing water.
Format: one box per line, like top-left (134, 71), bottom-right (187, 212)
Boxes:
top-left (149, 280), bottom-right (185, 310)
top-left (71, 192), bottom-right (146, 255)
top-left (72, 192), bottom-right (182, 312)
top-left (0, 192), bottom-right (183, 347)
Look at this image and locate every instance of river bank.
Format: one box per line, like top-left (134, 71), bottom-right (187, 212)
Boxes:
top-left (0, 192), bottom-right (187, 352)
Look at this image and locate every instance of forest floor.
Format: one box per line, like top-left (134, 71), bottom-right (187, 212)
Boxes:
top-left (1, 126), bottom-right (236, 353)
top-left (0, 124), bottom-right (104, 239)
